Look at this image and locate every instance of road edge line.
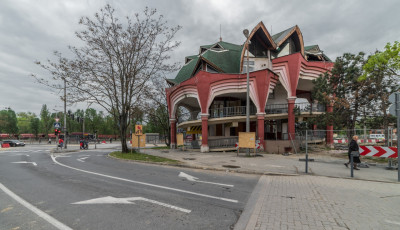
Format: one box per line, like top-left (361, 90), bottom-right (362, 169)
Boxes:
top-left (0, 182), bottom-right (73, 230)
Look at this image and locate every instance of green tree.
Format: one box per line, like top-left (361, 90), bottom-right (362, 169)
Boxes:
top-left (312, 52), bottom-right (370, 139)
top-left (17, 112), bottom-right (37, 134)
top-left (361, 41), bottom-right (400, 80)
top-left (40, 105), bottom-right (52, 136)
top-left (30, 118), bottom-right (40, 138)
top-left (359, 43), bottom-right (400, 140)
top-left (0, 109), bottom-right (19, 135)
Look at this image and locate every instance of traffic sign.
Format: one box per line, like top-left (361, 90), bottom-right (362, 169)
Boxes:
top-left (135, 125), bottom-right (143, 136)
top-left (54, 122), bottom-right (61, 128)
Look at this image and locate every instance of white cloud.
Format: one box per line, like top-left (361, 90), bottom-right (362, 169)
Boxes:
top-left (0, 0), bottom-right (399, 115)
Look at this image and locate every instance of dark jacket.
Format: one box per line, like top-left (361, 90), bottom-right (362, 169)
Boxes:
top-left (348, 139), bottom-right (359, 154)
top-left (348, 139), bottom-right (361, 163)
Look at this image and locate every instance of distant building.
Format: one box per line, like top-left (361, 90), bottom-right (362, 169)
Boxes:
top-left (166, 22), bottom-right (334, 152)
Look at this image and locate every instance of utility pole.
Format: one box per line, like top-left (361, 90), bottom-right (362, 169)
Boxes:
top-left (396, 93), bottom-right (400, 182)
top-left (63, 78), bottom-right (67, 149)
top-left (243, 29), bottom-right (250, 156)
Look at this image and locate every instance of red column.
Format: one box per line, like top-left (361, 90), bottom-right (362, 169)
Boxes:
top-left (257, 114), bottom-right (265, 150)
top-left (201, 114), bottom-right (209, 152)
top-left (170, 119), bottom-right (177, 149)
top-left (287, 98), bottom-right (296, 140)
top-left (326, 105), bottom-right (334, 146)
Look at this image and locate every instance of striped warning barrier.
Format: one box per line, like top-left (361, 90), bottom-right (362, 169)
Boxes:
top-left (359, 146), bottom-right (398, 158)
top-left (235, 140), bottom-right (261, 150)
top-left (334, 139), bottom-right (379, 144)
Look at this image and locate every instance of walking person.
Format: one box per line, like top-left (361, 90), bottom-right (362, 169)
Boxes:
top-left (344, 135), bottom-right (360, 170)
top-left (59, 138), bottom-right (64, 149)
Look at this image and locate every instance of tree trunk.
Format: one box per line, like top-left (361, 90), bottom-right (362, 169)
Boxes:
top-left (120, 115), bottom-right (129, 153)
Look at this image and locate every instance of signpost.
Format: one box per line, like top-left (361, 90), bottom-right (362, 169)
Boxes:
top-left (396, 93), bottom-right (400, 182)
top-left (389, 92), bottom-right (400, 182)
top-left (54, 122), bottom-right (61, 129)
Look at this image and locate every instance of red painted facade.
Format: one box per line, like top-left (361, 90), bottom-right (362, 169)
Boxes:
top-left (166, 22), bottom-right (334, 152)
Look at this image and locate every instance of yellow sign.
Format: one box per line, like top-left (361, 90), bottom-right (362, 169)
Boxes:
top-left (238, 132), bottom-right (256, 149)
top-left (177, 133), bottom-right (184, 146)
top-left (135, 125), bottom-right (143, 136)
top-left (132, 134), bottom-right (146, 148)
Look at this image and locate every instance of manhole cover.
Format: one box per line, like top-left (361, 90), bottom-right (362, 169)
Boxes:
top-left (222, 165), bottom-right (240, 168)
top-left (183, 158), bottom-right (196, 160)
top-left (161, 151), bottom-right (169, 153)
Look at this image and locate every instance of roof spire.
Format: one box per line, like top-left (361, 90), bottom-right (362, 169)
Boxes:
top-left (219, 24), bottom-right (222, 41)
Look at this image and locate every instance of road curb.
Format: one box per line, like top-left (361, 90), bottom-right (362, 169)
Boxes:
top-left (234, 175), bottom-right (270, 230)
top-left (107, 153), bottom-right (299, 177)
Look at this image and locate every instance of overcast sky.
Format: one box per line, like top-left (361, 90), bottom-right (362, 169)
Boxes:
top-left (1, 0), bottom-right (399, 116)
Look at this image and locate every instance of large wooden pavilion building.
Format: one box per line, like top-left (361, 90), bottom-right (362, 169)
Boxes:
top-left (166, 22), bottom-right (334, 152)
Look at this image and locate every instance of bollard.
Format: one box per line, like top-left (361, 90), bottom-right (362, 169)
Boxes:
top-left (350, 153), bottom-right (354, 178)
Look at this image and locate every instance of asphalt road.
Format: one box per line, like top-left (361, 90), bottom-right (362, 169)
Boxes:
top-left (0, 145), bottom-right (259, 230)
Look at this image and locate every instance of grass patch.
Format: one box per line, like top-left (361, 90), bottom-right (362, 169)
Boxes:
top-left (110, 151), bottom-right (181, 164)
top-left (150, 146), bottom-right (170, 150)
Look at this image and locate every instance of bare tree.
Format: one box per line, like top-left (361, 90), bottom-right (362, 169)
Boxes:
top-left (33, 5), bottom-right (181, 152)
top-left (143, 77), bottom-right (171, 146)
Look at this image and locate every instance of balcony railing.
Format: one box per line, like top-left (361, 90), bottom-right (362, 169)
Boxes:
top-left (178, 102), bottom-right (325, 122)
top-left (208, 136), bottom-right (238, 148)
top-left (209, 106), bottom-right (257, 118)
top-left (265, 102), bottom-right (325, 114)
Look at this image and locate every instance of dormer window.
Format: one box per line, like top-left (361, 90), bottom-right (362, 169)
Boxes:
top-left (185, 58), bottom-right (193, 64)
top-left (206, 64), bottom-right (218, 73)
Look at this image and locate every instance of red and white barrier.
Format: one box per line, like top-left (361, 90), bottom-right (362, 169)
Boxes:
top-left (359, 146), bottom-right (398, 158)
top-left (235, 140), bottom-right (261, 150)
top-left (334, 139), bottom-right (382, 144)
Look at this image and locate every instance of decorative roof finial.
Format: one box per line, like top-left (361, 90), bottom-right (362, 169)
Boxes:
top-left (220, 24), bottom-right (222, 41)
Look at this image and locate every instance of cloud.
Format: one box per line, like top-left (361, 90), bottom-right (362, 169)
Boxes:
top-left (0, 0), bottom-right (399, 115)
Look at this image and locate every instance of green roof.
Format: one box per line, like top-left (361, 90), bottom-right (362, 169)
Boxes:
top-left (201, 48), bottom-right (241, 73)
top-left (172, 41), bottom-right (243, 84)
top-left (174, 55), bottom-right (200, 84)
top-left (304, 45), bottom-right (319, 51)
top-left (271, 26), bottom-right (295, 44)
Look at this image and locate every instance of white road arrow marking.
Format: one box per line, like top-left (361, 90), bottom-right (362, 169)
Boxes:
top-left (179, 172), bottom-right (234, 187)
top-left (72, 196), bottom-right (191, 213)
top-left (77, 157), bottom-right (89, 162)
top-left (12, 161), bottom-right (37, 166)
top-left (51, 155), bottom-right (238, 203)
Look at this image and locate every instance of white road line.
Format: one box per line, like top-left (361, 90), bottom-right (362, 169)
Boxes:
top-left (77, 157), bottom-right (89, 162)
top-left (179, 172), bottom-right (234, 187)
top-left (72, 196), bottom-right (191, 213)
top-left (12, 161), bottom-right (37, 166)
top-left (0, 182), bottom-right (73, 230)
top-left (51, 155), bottom-right (238, 203)
top-left (385, 219), bottom-right (400, 226)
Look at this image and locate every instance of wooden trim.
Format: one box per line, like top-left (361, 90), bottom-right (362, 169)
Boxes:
top-left (240, 21), bottom-right (277, 73)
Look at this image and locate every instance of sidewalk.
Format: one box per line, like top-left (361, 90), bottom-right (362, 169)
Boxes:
top-left (142, 148), bottom-right (399, 183)
top-left (140, 148), bottom-right (400, 230)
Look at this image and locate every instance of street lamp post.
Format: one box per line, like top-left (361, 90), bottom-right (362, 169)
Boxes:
top-left (63, 78), bottom-right (67, 149)
top-left (243, 29), bottom-right (250, 156)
